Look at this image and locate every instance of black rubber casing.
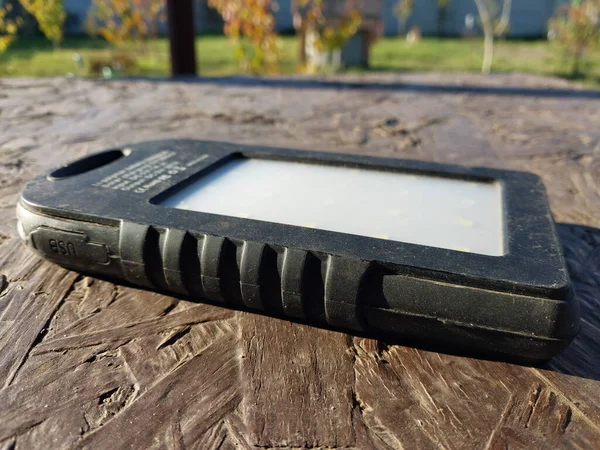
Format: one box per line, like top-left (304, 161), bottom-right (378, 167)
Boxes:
top-left (17, 140), bottom-right (580, 362)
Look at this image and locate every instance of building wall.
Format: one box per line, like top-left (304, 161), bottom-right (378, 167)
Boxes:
top-left (383, 0), bottom-right (565, 37)
top-left (63, 0), bottom-right (566, 38)
top-left (275, 0), bottom-right (295, 32)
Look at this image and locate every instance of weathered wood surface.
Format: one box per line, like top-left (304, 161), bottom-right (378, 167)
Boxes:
top-left (0, 73), bottom-right (599, 449)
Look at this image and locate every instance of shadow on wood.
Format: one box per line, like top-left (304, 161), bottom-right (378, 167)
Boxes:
top-left (129, 75), bottom-right (600, 100)
top-left (548, 224), bottom-right (600, 381)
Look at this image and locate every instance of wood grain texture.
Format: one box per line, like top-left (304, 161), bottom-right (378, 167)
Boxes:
top-left (1, 74), bottom-right (599, 449)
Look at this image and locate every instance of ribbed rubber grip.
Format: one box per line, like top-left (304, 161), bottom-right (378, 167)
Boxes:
top-left (118, 222), bottom-right (371, 330)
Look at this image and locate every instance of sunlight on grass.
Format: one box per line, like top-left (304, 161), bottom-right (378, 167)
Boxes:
top-left (0, 36), bottom-right (298, 77)
top-left (0, 36), bottom-right (599, 87)
top-left (370, 38), bottom-right (600, 84)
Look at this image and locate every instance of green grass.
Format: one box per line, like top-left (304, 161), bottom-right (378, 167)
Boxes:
top-left (370, 38), bottom-right (600, 84)
top-left (1, 35), bottom-right (599, 86)
top-left (0, 36), bottom-right (298, 77)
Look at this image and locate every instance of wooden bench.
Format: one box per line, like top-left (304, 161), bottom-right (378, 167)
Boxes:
top-left (0, 74), bottom-right (599, 449)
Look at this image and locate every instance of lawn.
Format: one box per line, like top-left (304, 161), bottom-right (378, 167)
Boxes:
top-left (0, 36), bottom-right (299, 77)
top-left (1, 35), bottom-right (598, 86)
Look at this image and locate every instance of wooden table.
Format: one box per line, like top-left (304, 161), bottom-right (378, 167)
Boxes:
top-left (1, 74), bottom-right (599, 449)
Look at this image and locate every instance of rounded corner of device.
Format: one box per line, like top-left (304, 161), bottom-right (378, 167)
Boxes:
top-left (558, 284), bottom-right (581, 339)
top-left (534, 332), bottom-right (579, 363)
top-left (16, 197), bottom-right (33, 221)
top-left (534, 284), bottom-right (580, 360)
top-left (16, 195), bottom-right (43, 220)
top-left (521, 170), bottom-right (544, 182)
top-left (507, 321), bottom-right (579, 364)
top-left (15, 201), bottom-right (37, 251)
top-left (16, 200), bottom-right (38, 234)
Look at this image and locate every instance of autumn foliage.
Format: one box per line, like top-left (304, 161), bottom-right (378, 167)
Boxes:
top-left (208, 0), bottom-right (280, 74)
top-left (296, 0), bottom-right (361, 52)
top-left (548, 0), bottom-right (600, 75)
top-left (0, 2), bottom-right (22, 54)
top-left (86, 0), bottom-right (166, 46)
top-left (0, 0), bottom-right (65, 53)
top-left (19, 0), bottom-right (66, 47)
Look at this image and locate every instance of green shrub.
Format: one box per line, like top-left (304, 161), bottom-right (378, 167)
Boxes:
top-left (548, 0), bottom-right (600, 76)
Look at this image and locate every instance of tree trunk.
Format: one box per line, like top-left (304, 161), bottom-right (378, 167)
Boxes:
top-left (482, 26), bottom-right (494, 74)
top-left (474, 0), bottom-right (493, 74)
top-left (166, 0), bottom-right (198, 76)
top-left (474, 0), bottom-right (512, 74)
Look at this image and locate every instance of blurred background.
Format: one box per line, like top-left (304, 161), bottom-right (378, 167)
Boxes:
top-left (0, 0), bottom-right (599, 86)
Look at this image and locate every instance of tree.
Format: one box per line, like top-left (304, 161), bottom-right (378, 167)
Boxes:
top-left (548, 0), bottom-right (600, 77)
top-left (86, 0), bottom-right (166, 46)
top-left (208, 0), bottom-right (280, 74)
top-left (394, 0), bottom-right (414, 35)
top-left (19, 0), bottom-right (65, 48)
top-left (294, 0), bottom-right (363, 69)
top-left (0, 2), bottom-right (22, 54)
top-left (473, 0), bottom-right (511, 74)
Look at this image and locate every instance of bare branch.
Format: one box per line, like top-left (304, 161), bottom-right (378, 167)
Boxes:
top-left (473, 0), bottom-right (494, 74)
top-left (473, 0), bottom-right (492, 30)
top-left (494, 0), bottom-right (512, 36)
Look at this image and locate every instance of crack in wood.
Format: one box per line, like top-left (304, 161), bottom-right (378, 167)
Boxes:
top-left (375, 340), bottom-right (390, 363)
top-left (161, 301), bottom-right (178, 316)
top-left (80, 413), bottom-right (91, 436)
top-left (0, 275), bottom-right (7, 297)
top-left (98, 387), bottom-right (120, 405)
top-left (524, 384), bottom-right (543, 428)
top-left (156, 326), bottom-right (192, 351)
top-left (530, 368), bottom-right (600, 435)
top-left (351, 391), bottom-right (366, 416)
top-left (348, 336), bottom-right (362, 447)
top-left (79, 384), bottom-right (139, 437)
top-left (0, 438), bottom-right (16, 450)
top-left (559, 406), bottom-right (573, 434)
